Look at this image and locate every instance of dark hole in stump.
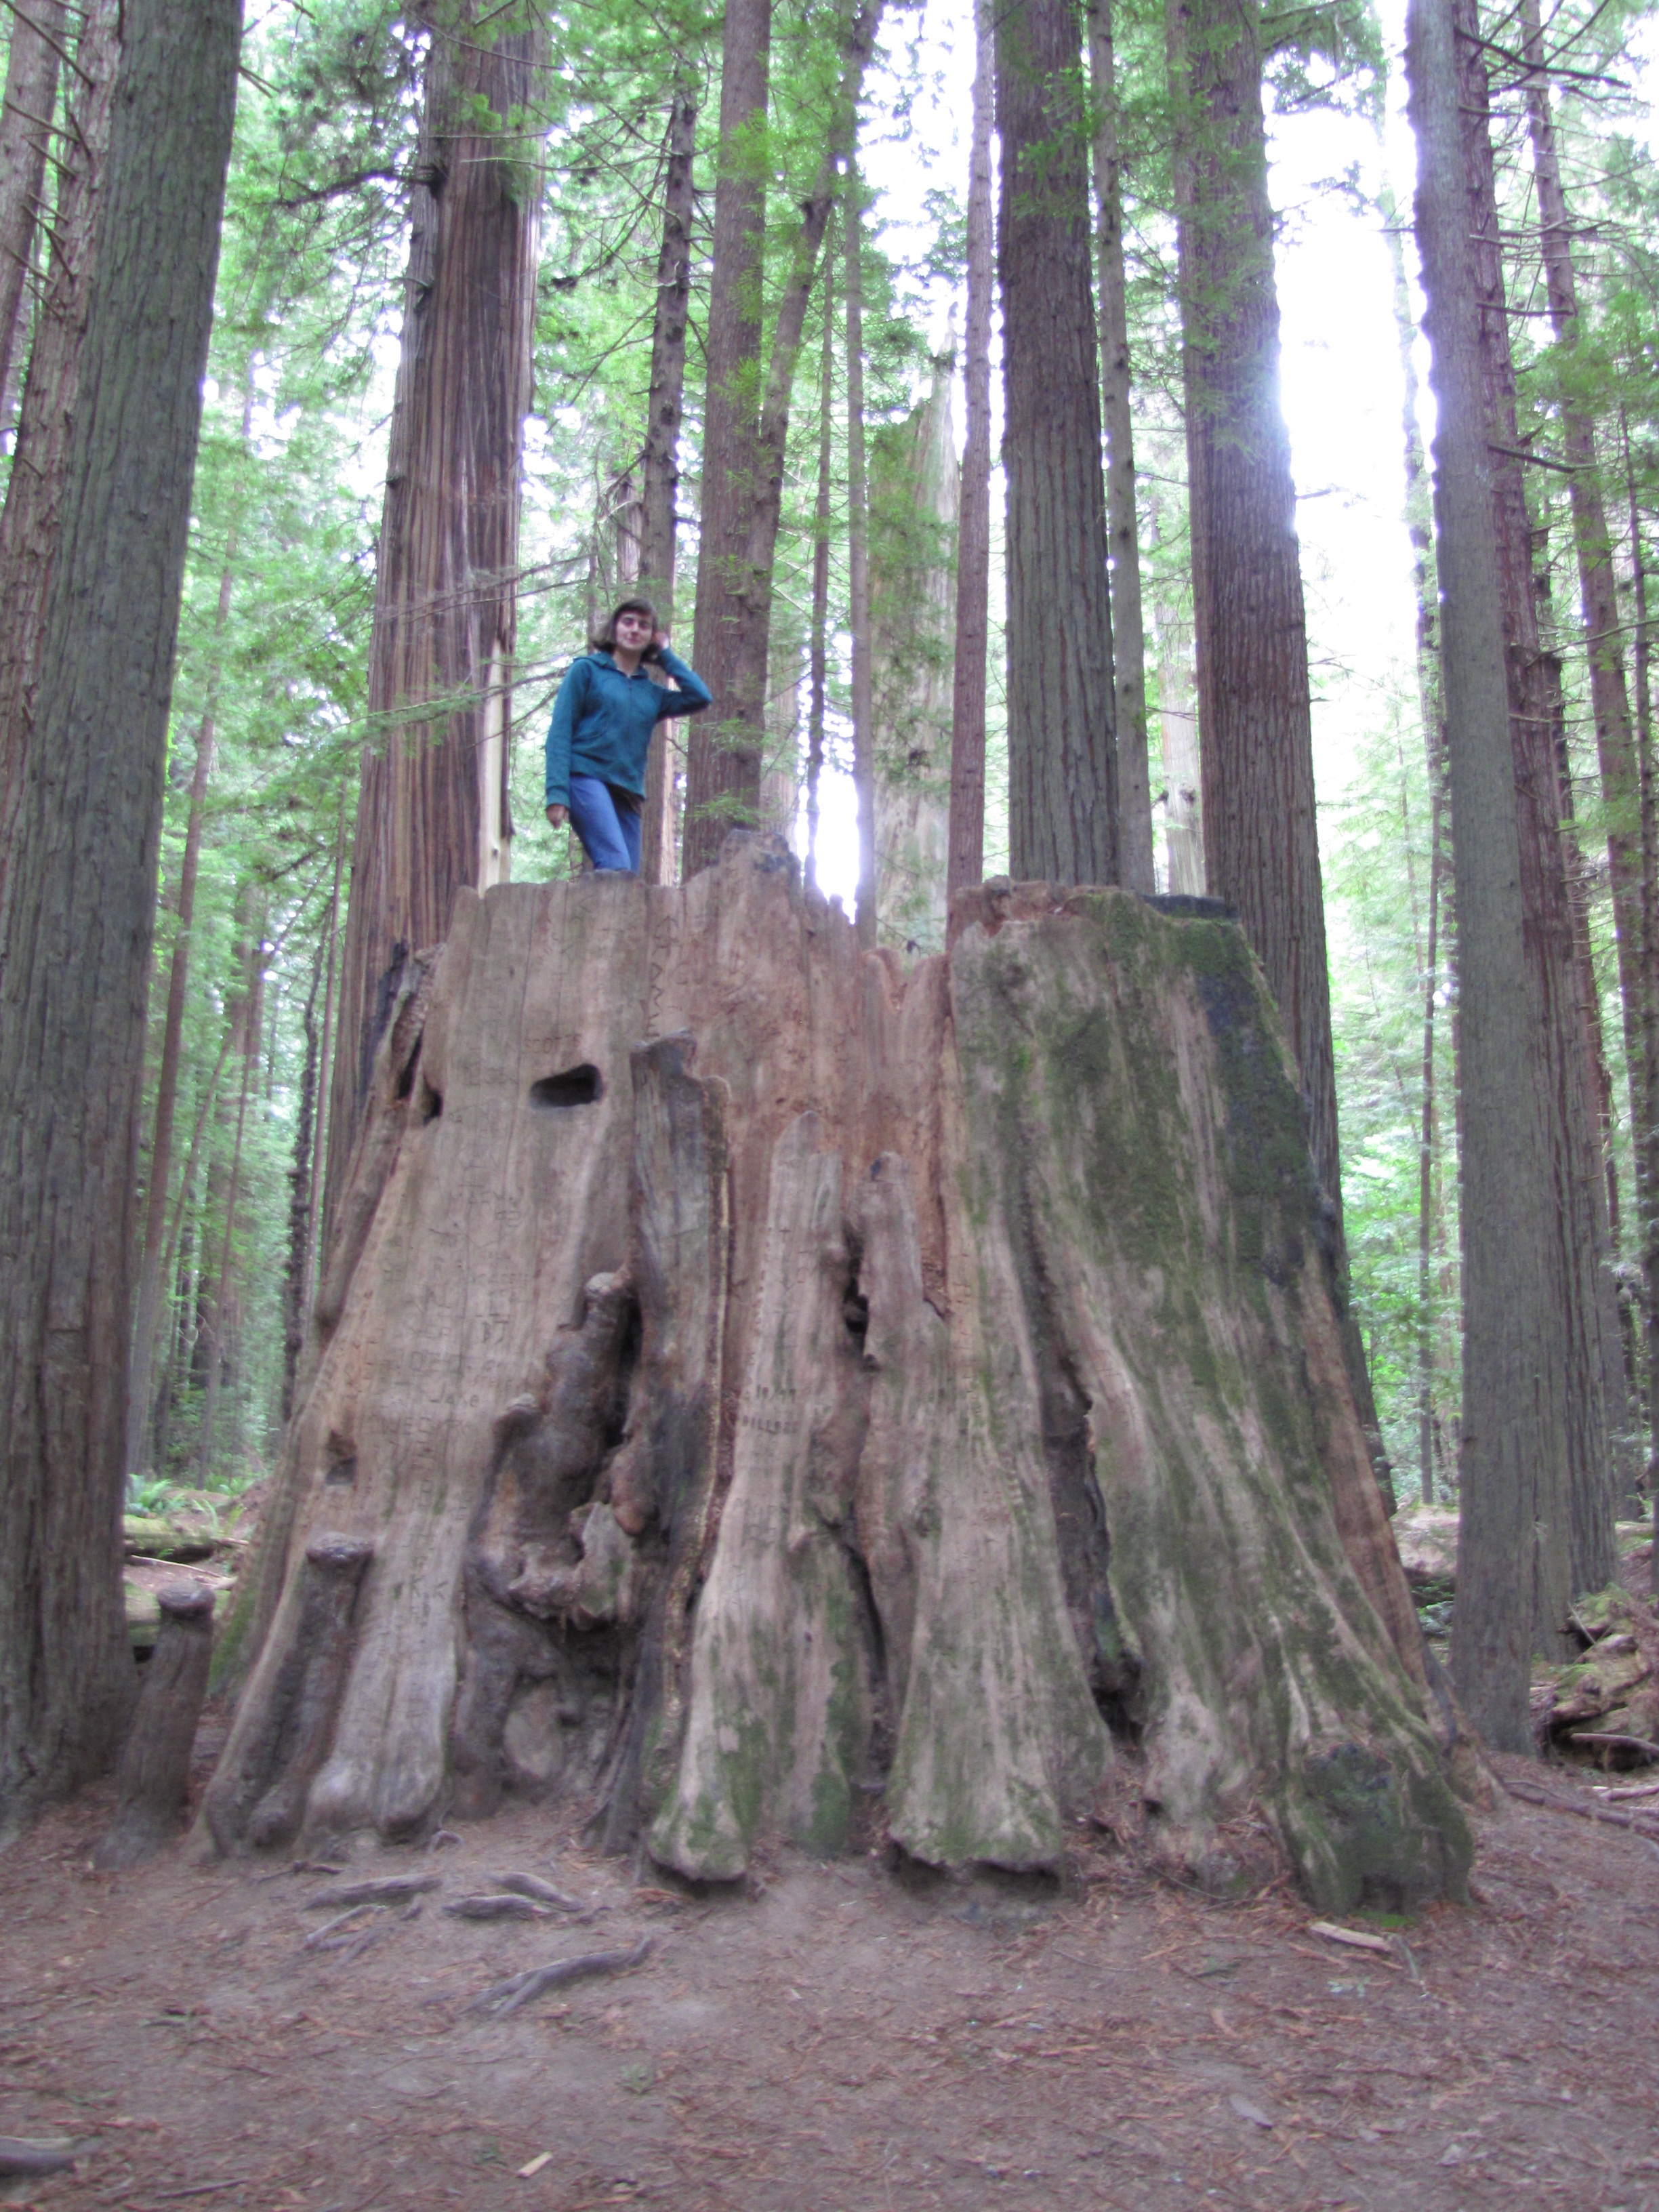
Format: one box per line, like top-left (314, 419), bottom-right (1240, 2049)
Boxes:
top-left (530, 1064), bottom-right (602, 1111)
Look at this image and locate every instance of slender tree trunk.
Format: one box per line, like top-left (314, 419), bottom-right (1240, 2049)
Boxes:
top-left (198, 928), bottom-right (261, 1483)
top-left (638, 74), bottom-right (696, 887)
top-left (806, 248), bottom-right (834, 895)
top-left (1448, 0), bottom-right (1614, 1592)
top-left (127, 424), bottom-right (249, 1481)
top-left (948, 0), bottom-right (993, 904)
top-left (0, 0), bottom-right (242, 1824)
top-left (684, 0), bottom-right (773, 874)
top-left (1086, 0), bottom-right (1151, 893)
top-left (0, 0), bottom-right (65, 406)
top-left (1168, 0), bottom-right (1387, 1498)
top-left (846, 173), bottom-right (876, 949)
top-left (0, 0), bottom-right (120, 912)
top-left (325, 7), bottom-right (542, 1229)
top-left (1418, 770), bottom-right (1443, 1507)
top-left (1408, 0), bottom-right (1574, 1750)
top-left (998, 0), bottom-right (1118, 886)
top-left (283, 938), bottom-right (326, 1426)
top-left (1627, 411), bottom-right (1659, 1546)
top-left (307, 779), bottom-right (348, 1332)
top-left (1520, 0), bottom-right (1643, 1142)
top-left (706, 0), bottom-right (886, 888)
top-left (1166, 0), bottom-right (1336, 1208)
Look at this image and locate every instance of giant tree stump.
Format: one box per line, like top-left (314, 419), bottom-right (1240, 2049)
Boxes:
top-left (205, 838), bottom-right (1471, 1908)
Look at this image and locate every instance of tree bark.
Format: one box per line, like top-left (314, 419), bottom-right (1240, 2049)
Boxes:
top-left (806, 251), bottom-right (834, 895)
top-left (1447, 0), bottom-right (1615, 1593)
top-left (997, 0), bottom-right (1118, 886)
top-left (325, 7), bottom-right (542, 1229)
top-left (206, 843), bottom-right (1471, 1911)
top-left (283, 937), bottom-right (326, 1427)
top-left (871, 363), bottom-right (958, 954)
top-left (638, 75), bottom-right (697, 888)
top-left (1408, 0), bottom-right (1574, 1750)
top-left (0, 0), bottom-right (120, 913)
top-left (1086, 0), bottom-right (1152, 894)
top-left (685, 0), bottom-right (886, 886)
top-left (0, 0), bottom-right (242, 1825)
top-left (197, 912), bottom-right (262, 1483)
top-left (683, 0), bottom-right (773, 874)
top-left (845, 173), bottom-right (876, 951)
top-left (947, 0), bottom-right (993, 904)
top-left (0, 0), bottom-right (65, 411)
top-left (1166, 0), bottom-right (1336, 1211)
top-left (1628, 410), bottom-right (1659, 1544)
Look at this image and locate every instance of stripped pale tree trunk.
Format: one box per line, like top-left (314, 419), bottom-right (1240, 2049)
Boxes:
top-left (0, 0), bottom-right (119, 910)
top-left (947, 0), bottom-right (994, 903)
top-left (206, 839), bottom-right (1471, 1911)
top-left (845, 173), bottom-right (876, 950)
top-left (872, 365), bottom-right (958, 954)
top-left (997, 0), bottom-right (1118, 884)
top-left (1086, 0), bottom-right (1152, 893)
top-left (0, 0), bottom-right (65, 409)
top-left (1408, 0), bottom-right (1574, 1750)
top-left (0, 0), bottom-right (241, 1824)
top-left (325, 9), bottom-right (542, 1226)
top-left (638, 76), bottom-right (697, 888)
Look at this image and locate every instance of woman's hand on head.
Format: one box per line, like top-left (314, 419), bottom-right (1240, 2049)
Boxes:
top-left (546, 803), bottom-right (569, 829)
top-left (654, 630), bottom-right (670, 654)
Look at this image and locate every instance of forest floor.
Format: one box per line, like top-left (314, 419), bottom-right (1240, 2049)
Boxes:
top-left (3, 1730), bottom-right (1658, 2212)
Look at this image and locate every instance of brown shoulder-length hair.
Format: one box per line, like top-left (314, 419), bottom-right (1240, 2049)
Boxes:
top-left (590, 596), bottom-right (661, 659)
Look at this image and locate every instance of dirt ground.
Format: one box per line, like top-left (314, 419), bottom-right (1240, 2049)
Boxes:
top-left (5, 1736), bottom-right (1659, 2212)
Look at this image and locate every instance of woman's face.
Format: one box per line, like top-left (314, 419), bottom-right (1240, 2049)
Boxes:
top-left (613, 609), bottom-right (654, 653)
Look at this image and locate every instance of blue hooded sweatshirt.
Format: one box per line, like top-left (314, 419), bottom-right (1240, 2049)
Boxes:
top-left (544, 647), bottom-right (712, 809)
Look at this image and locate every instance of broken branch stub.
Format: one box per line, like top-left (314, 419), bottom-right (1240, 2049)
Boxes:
top-left (204, 837), bottom-right (1471, 1910)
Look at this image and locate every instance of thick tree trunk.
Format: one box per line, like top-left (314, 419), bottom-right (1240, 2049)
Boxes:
top-left (1449, 0), bottom-right (1615, 1593)
top-left (1408, 0), bottom-right (1575, 1750)
top-left (845, 176), bottom-right (876, 951)
top-left (638, 76), bottom-right (696, 888)
top-left (1629, 413), bottom-right (1659, 1541)
top-left (207, 840), bottom-right (1471, 1908)
top-left (872, 365), bottom-right (958, 954)
top-left (997, 0), bottom-right (1118, 886)
top-left (0, 0), bottom-right (241, 1825)
top-left (0, 0), bottom-right (65, 409)
top-left (947, 0), bottom-right (994, 903)
top-left (0, 0), bottom-right (119, 910)
top-left (1086, 0), bottom-right (1152, 894)
top-left (325, 9), bottom-right (541, 1227)
top-left (683, 0), bottom-right (772, 874)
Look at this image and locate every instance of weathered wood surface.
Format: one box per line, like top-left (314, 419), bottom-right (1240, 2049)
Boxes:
top-left (94, 1584), bottom-right (214, 1869)
top-left (205, 837), bottom-right (1470, 1909)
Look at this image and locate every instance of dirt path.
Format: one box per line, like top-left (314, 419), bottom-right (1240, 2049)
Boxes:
top-left (3, 1753), bottom-right (1657, 2212)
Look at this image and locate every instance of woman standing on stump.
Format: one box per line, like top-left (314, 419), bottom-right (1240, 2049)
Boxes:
top-left (544, 598), bottom-right (712, 874)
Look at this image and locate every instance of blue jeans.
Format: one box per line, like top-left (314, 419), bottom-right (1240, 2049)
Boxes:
top-left (568, 774), bottom-right (642, 874)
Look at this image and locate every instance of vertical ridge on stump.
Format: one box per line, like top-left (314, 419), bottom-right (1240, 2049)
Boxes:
top-left (95, 1585), bottom-right (216, 1870)
top-left (204, 839), bottom-right (1471, 1910)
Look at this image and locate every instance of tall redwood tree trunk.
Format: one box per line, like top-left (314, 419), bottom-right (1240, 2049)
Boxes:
top-left (0, 0), bottom-right (242, 1825)
top-left (684, 0), bottom-right (773, 876)
top-left (0, 0), bottom-right (120, 909)
top-left (325, 8), bottom-right (542, 1221)
top-left (1087, 0), bottom-right (1152, 893)
top-left (997, 0), bottom-right (1118, 886)
top-left (638, 75), bottom-right (697, 888)
top-left (1451, 0), bottom-right (1615, 1591)
top-left (846, 173), bottom-right (876, 949)
top-left (1408, 0), bottom-right (1574, 1750)
top-left (948, 0), bottom-right (994, 902)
